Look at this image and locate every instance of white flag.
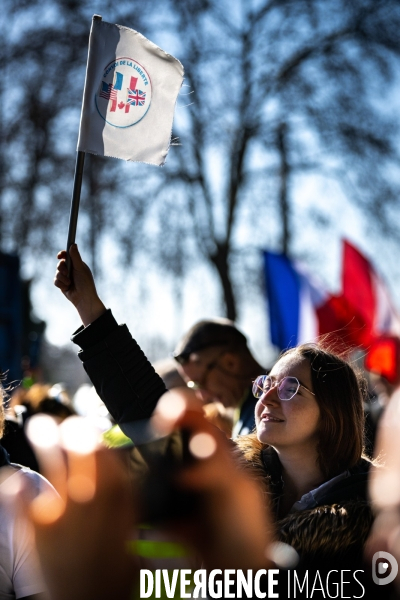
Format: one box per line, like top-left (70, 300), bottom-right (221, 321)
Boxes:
top-left (77, 16), bottom-right (184, 166)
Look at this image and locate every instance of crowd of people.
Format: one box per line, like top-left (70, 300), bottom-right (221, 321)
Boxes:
top-left (1, 243), bottom-right (400, 599)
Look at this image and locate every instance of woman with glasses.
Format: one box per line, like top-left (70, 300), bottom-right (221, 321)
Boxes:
top-left (236, 343), bottom-right (372, 566)
top-left (54, 246), bottom-right (373, 569)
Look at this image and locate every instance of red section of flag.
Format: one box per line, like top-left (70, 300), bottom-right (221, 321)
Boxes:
top-left (316, 240), bottom-right (400, 350)
top-left (339, 239), bottom-right (400, 350)
top-left (340, 240), bottom-right (377, 347)
top-left (365, 336), bottom-right (400, 384)
top-left (317, 294), bottom-right (367, 348)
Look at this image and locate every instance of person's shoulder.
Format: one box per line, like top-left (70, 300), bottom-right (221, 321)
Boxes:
top-left (8, 463), bottom-right (57, 497)
top-left (317, 461), bottom-right (370, 507)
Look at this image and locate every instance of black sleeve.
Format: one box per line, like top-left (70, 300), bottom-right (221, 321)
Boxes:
top-left (71, 309), bottom-right (167, 424)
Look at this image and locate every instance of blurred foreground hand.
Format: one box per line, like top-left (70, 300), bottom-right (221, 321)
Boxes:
top-left (152, 389), bottom-right (274, 570)
top-left (26, 398), bottom-right (273, 600)
top-left (26, 416), bottom-right (137, 600)
top-left (367, 388), bottom-right (400, 589)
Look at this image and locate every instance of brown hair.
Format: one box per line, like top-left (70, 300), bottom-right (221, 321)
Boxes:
top-left (281, 343), bottom-right (366, 479)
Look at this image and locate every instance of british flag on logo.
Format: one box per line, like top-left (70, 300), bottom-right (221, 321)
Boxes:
top-left (127, 89), bottom-right (146, 107)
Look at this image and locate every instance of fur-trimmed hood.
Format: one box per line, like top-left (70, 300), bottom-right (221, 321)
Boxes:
top-left (234, 435), bottom-right (373, 562)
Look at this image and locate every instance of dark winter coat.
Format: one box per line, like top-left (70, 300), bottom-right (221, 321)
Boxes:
top-left (235, 434), bottom-right (373, 564)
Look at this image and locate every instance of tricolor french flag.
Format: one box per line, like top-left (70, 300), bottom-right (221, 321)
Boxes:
top-left (263, 241), bottom-right (400, 351)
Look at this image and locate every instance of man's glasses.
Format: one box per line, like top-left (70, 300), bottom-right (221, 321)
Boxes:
top-left (252, 375), bottom-right (315, 402)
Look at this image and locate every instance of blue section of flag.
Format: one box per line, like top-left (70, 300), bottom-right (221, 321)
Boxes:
top-left (101, 81), bottom-right (109, 93)
top-left (114, 71), bottom-right (123, 90)
top-left (263, 251), bottom-right (300, 350)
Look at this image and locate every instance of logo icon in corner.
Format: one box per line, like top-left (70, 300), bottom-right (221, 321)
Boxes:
top-left (372, 551), bottom-right (398, 585)
top-left (95, 57), bottom-right (152, 128)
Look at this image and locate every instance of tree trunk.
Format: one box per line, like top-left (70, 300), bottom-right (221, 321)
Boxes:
top-left (277, 122), bottom-right (290, 255)
top-left (209, 243), bottom-right (237, 321)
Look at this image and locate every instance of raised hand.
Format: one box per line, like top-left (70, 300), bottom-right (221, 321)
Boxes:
top-left (54, 245), bottom-right (106, 326)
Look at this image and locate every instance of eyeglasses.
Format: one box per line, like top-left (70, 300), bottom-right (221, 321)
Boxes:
top-left (252, 375), bottom-right (315, 402)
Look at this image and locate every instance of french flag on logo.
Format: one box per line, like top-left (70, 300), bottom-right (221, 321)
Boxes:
top-left (263, 241), bottom-right (400, 352)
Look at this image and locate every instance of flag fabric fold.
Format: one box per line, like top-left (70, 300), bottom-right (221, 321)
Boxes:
top-left (78, 16), bottom-right (184, 165)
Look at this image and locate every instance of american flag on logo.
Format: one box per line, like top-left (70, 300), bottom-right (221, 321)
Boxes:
top-left (99, 82), bottom-right (118, 112)
top-left (127, 89), bottom-right (146, 106)
top-left (100, 82), bottom-right (118, 101)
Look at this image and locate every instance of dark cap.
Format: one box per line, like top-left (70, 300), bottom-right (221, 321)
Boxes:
top-left (173, 318), bottom-right (248, 364)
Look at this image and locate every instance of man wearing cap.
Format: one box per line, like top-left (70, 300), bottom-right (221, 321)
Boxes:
top-left (173, 319), bottom-right (264, 437)
top-left (54, 245), bottom-right (263, 438)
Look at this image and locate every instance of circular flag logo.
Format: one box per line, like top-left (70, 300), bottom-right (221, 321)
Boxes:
top-left (95, 57), bottom-right (152, 128)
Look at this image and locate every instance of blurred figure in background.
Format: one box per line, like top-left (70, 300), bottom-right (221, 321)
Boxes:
top-left (153, 358), bottom-right (187, 390)
top-left (2, 383), bottom-right (76, 471)
top-left (367, 386), bottom-right (400, 595)
top-left (154, 357), bottom-right (234, 437)
top-left (173, 319), bottom-right (264, 437)
top-left (9, 383), bottom-right (75, 421)
top-left (364, 373), bottom-right (394, 458)
top-left (363, 336), bottom-right (400, 459)
top-left (0, 378), bottom-right (57, 599)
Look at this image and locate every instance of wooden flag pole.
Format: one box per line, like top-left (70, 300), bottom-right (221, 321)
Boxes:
top-left (66, 150), bottom-right (85, 275)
